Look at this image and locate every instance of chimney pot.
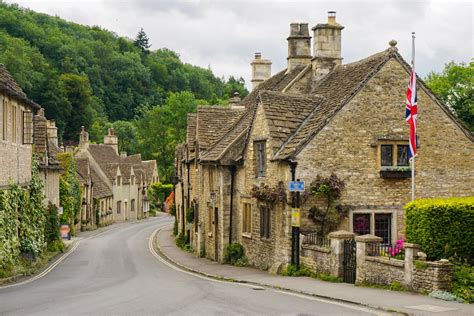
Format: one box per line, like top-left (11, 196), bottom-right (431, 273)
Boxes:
top-left (254, 52), bottom-right (261, 59)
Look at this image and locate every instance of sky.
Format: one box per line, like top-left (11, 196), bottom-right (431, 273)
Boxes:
top-left (5, 0), bottom-right (473, 88)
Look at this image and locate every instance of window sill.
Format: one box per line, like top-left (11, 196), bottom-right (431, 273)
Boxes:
top-left (260, 237), bottom-right (272, 243)
top-left (242, 233), bottom-right (252, 239)
top-left (380, 169), bottom-right (411, 179)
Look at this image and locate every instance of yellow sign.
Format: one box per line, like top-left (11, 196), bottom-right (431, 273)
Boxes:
top-left (291, 208), bottom-right (300, 227)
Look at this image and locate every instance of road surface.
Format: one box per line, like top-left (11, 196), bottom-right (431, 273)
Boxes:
top-left (0, 216), bottom-right (383, 315)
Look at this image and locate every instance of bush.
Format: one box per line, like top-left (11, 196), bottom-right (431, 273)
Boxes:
top-left (173, 217), bottom-right (178, 236)
top-left (224, 243), bottom-right (245, 265)
top-left (405, 197), bottom-right (474, 263)
top-left (47, 240), bottom-right (65, 253)
top-left (45, 203), bottom-right (60, 244)
top-left (281, 264), bottom-right (313, 277)
top-left (452, 264), bottom-right (474, 303)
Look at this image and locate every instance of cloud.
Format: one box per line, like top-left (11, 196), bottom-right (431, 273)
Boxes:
top-left (5, 0), bottom-right (473, 89)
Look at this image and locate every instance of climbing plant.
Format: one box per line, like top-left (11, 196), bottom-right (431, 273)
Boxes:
top-left (57, 152), bottom-right (82, 236)
top-left (308, 174), bottom-right (346, 235)
top-left (251, 181), bottom-right (287, 205)
top-left (18, 157), bottom-right (47, 258)
top-left (0, 185), bottom-right (20, 268)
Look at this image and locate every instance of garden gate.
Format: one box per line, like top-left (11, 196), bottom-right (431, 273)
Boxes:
top-left (343, 239), bottom-right (356, 283)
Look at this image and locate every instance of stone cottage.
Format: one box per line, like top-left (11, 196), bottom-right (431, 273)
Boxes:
top-left (0, 64), bottom-right (39, 187)
top-left (175, 12), bottom-right (474, 269)
top-left (75, 127), bottom-right (158, 225)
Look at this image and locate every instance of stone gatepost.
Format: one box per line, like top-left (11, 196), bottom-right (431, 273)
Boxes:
top-left (328, 230), bottom-right (355, 278)
top-left (404, 243), bottom-right (420, 289)
top-left (355, 234), bottom-right (382, 284)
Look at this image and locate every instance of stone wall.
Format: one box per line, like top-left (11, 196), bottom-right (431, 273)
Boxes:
top-left (413, 260), bottom-right (453, 293)
top-left (362, 257), bottom-right (405, 286)
top-left (300, 244), bottom-right (331, 275)
top-left (0, 94), bottom-right (33, 187)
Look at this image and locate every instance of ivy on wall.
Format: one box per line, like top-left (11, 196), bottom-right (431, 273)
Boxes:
top-left (57, 152), bottom-right (82, 236)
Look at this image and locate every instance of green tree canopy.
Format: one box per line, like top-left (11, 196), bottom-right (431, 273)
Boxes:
top-left (425, 61), bottom-right (474, 130)
top-left (134, 28), bottom-right (151, 51)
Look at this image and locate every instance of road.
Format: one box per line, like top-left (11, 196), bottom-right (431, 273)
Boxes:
top-left (0, 216), bottom-right (383, 315)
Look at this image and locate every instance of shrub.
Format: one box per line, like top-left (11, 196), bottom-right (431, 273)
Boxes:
top-left (224, 243), bottom-right (245, 265)
top-left (405, 197), bottom-right (474, 263)
top-left (452, 264), bottom-right (474, 303)
top-left (45, 203), bottom-right (60, 244)
top-left (173, 217), bottom-right (178, 236)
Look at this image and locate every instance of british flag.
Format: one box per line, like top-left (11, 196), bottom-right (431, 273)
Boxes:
top-left (405, 67), bottom-right (418, 160)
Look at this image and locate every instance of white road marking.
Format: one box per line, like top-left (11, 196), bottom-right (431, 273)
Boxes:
top-left (148, 227), bottom-right (390, 316)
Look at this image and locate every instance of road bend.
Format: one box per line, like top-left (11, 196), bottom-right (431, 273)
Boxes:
top-left (0, 216), bottom-right (383, 315)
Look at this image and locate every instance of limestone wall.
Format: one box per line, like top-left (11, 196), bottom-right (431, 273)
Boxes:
top-left (362, 257), bottom-right (405, 286)
top-left (300, 245), bottom-right (331, 275)
top-left (413, 260), bottom-right (453, 293)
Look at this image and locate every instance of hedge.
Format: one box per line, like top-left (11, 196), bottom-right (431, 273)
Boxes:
top-left (405, 197), bottom-right (474, 264)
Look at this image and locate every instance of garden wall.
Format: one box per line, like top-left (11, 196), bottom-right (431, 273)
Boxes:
top-left (300, 245), bottom-right (331, 275)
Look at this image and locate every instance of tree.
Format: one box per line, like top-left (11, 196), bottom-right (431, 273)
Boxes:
top-left (134, 28), bottom-right (151, 51)
top-left (425, 61), bottom-right (473, 130)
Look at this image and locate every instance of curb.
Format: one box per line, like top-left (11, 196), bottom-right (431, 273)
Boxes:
top-left (153, 225), bottom-right (407, 315)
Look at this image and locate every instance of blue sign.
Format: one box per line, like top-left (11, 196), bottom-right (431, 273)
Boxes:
top-left (288, 181), bottom-right (305, 192)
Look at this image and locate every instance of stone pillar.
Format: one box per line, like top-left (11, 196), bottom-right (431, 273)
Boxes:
top-left (404, 242), bottom-right (420, 289)
top-left (328, 230), bottom-right (355, 277)
top-left (355, 234), bottom-right (382, 284)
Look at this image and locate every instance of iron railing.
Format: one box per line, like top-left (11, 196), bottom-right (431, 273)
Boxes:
top-left (302, 232), bottom-right (330, 248)
top-left (367, 243), bottom-right (405, 259)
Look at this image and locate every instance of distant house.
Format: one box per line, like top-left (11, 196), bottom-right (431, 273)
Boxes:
top-left (0, 64), bottom-right (39, 187)
top-left (75, 127), bottom-right (158, 225)
top-left (175, 12), bottom-right (474, 269)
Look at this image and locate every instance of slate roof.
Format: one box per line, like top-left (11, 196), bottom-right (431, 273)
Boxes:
top-left (0, 64), bottom-right (40, 109)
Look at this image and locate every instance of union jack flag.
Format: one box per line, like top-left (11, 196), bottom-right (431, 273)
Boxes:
top-left (405, 67), bottom-right (418, 160)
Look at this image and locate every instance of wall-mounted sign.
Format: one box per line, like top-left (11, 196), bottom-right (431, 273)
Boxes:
top-left (291, 208), bottom-right (300, 227)
top-left (288, 181), bottom-right (305, 192)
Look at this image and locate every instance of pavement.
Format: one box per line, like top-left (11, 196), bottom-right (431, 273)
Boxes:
top-left (156, 225), bottom-right (474, 316)
top-left (0, 215), bottom-right (388, 315)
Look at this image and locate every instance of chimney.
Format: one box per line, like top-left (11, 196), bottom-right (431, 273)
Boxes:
top-left (312, 11), bottom-right (344, 80)
top-left (287, 23), bottom-right (311, 72)
top-left (104, 127), bottom-right (118, 154)
top-left (46, 120), bottom-right (58, 147)
top-left (229, 92), bottom-right (243, 108)
top-left (120, 151), bottom-right (127, 158)
top-left (79, 126), bottom-right (89, 150)
top-left (251, 52), bottom-right (271, 89)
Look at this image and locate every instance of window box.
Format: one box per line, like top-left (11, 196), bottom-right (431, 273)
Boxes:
top-left (380, 168), bottom-right (411, 179)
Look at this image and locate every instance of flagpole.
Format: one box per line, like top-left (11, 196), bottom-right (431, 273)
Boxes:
top-left (411, 32), bottom-right (415, 201)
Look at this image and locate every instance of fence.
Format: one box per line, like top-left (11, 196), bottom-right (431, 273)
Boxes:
top-left (366, 242), bottom-right (405, 259)
top-left (302, 232), bottom-right (330, 248)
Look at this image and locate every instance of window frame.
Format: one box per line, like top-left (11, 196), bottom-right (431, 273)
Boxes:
top-left (242, 202), bottom-right (252, 236)
top-left (379, 141), bottom-right (411, 170)
top-left (22, 110), bottom-right (34, 145)
top-left (259, 205), bottom-right (271, 239)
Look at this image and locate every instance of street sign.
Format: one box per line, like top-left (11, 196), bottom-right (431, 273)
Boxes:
top-left (291, 208), bottom-right (300, 227)
top-left (288, 181), bottom-right (305, 192)
top-left (60, 224), bottom-right (71, 240)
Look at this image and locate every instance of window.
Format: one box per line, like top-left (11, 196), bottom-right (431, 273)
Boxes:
top-left (1, 99), bottom-right (7, 141)
top-left (116, 176), bottom-right (121, 186)
top-left (380, 143), bottom-right (410, 168)
top-left (260, 205), bottom-right (271, 238)
top-left (208, 207), bottom-right (213, 232)
top-left (22, 111), bottom-right (33, 144)
top-left (131, 199), bottom-right (135, 212)
top-left (242, 203), bottom-right (252, 234)
top-left (131, 175), bottom-right (135, 184)
top-left (116, 201), bottom-right (121, 214)
top-left (374, 214), bottom-right (392, 244)
top-left (255, 141), bottom-right (266, 177)
top-left (11, 104), bottom-right (16, 143)
top-left (353, 214), bottom-right (370, 235)
top-left (194, 203), bottom-right (199, 232)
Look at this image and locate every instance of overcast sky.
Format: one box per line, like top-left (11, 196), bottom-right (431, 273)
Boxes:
top-left (6, 0), bottom-right (473, 88)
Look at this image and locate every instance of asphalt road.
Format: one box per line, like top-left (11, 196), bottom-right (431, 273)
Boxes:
top-left (0, 216), bottom-right (383, 315)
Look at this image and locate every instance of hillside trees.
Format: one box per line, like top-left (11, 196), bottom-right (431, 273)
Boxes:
top-left (0, 3), bottom-right (248, 143)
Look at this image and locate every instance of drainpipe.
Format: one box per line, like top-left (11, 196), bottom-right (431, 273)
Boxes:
top-left (289, 161), bottom-right (299, 268)
top-left (229, 165), bottom-right (236, 245)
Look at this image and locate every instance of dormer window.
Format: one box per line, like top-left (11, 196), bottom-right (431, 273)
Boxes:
top-left (116, 175), bottom-right (121, 186)
top-left (131, 175), bottom-right (135, 184)
top-left (255, 141), bottom-right (266, 177)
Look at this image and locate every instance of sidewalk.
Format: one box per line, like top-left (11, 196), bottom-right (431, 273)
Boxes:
top-left (156, 226), bottom-right (473, 316)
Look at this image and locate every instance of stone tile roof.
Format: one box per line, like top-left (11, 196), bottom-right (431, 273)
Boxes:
top-left (259, 91), bottom-right (325, 153)
top-left (274, 49), bottom-right (395, 159)
top-left (0, 64), bottom-right (40, 109)
top-left (200, 65), bottom-right (308, 163)
top-left (196, 106), bottom-right (245, 150)
top-left (142, 160), bottom-right (157, 183)
top-left (90, 168), bottom-right (112, 198)
top-left (186, 113), bottom-right (197, 151)
top-left (75, 158), bottom-right (90, 185)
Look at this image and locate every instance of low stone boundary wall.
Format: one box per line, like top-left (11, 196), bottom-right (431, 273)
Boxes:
top-left (301, 244), bottom-right (331, 275)
top-left (355, 235), bottom-right (453, 293)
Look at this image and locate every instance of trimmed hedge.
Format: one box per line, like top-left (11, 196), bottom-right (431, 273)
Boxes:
top-left (405, 197), bottom-right (474, 263)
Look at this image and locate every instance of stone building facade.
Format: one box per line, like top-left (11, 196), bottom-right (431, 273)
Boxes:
top-left (0, 64), bottom-right (40, 187)
top-left (75, 127), bottom-right (158, 226)
top-left (175, 12), bottom-right (474, 269)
